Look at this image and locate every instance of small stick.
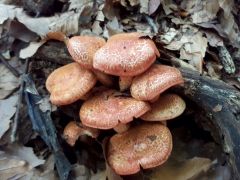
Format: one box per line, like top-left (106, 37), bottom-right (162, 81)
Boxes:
top-left (11, 59), bottom-right (30, 142)
top-left (217, 45), bottom-right (236, 74)
top-left (0, 54), bottom-right (20, 77)
top-left (144, 15), bottom-right (158, 33)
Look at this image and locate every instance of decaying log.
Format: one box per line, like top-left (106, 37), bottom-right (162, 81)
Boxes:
top-left (35, 42), bottom-right (240, 179)
top-left (178, 68), bottom-right (240, 179)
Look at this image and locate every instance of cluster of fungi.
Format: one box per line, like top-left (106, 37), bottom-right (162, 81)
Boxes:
top-left (46, 32), bottom-right (186, 175)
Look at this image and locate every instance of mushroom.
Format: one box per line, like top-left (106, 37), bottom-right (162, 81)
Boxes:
top-left (141, 93), bottom-right (186, 121)
top-left (46, 62), bottom-right (97, 105)
top-left (47, 32), bottom-right (114, 87)
top-left (66, 36), bottom-right (106, 69)
top-left (79, 89), bottom-right (150, 129)
top-left (93, 33), bottom-right (160, 92)
top-left (131, 64), bottom-right (184, 101)
top-left (107, 122), bottom-right (172, 175)
top-left (63, 121), bottom-right (99, 146)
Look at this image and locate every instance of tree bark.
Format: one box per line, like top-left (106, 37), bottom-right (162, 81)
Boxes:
top-left (178, 68), bottom-right (240, 179)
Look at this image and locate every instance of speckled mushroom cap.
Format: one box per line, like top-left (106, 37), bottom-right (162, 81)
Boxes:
top-left (80, 89), bottom-right (150, 129)
top-left (108, 32), bottom-right (160, 57)
top-left (131, 64), bottom-right (184, 101)
top-left (107, 32), bottom-right (143, 42)
top-left (107, 122), bottom-right (172, 175)
top-left (46, 62), bottom-right (97, 105)
top-left (67, 36), bottom-right (106, 69)
top-left (93, 37), bottom-right (160, 76)
top-left (141, 93), bottom-right (186, 121)
top-left (63, 121), bottom-right (99, 146)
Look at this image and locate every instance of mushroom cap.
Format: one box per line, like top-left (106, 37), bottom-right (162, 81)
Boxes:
top-left (108, 32), bottom-right (143, 42)
top-left (63, 121), bottom-right (99, 146)
top-left (141, 93), bottom-right (186, 121)
top-left (107, 122), bottom-right (172, 175)
top-left (46, 62), bottom-right (97, 105)
top-left (67, 36), bottom-right (106, 69)
top-left (93, 38), bottom-right (159, 76)
top-left (80, 89), bottom-right (150, 129)
top-left (131, 64), bottom-right (184, 101)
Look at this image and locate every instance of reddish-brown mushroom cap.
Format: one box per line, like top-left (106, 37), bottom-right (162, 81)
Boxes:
top-left (141, 93), bottom-right (186, 121)
top-left (46, 62), bottom-right (97, 105)
top-left (107, 32), bottom-right (143, 42)
top-left (93, 38), bottom-right (159, 76)
top-left (63, 121), bottom-right (99, 146)
top-left (80, 89), bottom-right (150, 129)
top-left (108, 32), bottom-right (160, 57)
top-left (107, 122), bottom-right (172, 175)
top-left (67, 36), bottom-right (106, 69)
top-left (131, 64), bottom-right (184, 101)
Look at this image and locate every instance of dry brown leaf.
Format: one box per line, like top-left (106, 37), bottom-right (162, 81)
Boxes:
top-left (181, 0), bottom-right (240, 47)
top-left (139, 0), bottom-right (149, 14)
top-left (0, 3), bottom-right (89, 38)
top-left (149, 0), bottom-right (161, 15)
top-left (0, 64), bottom-right (20, 99)
top-left (150, 157), bottom-right (213, 180)
top-left (104, 17), bottom-right (123, 38)
top-left (0, 144), bottom-right (45, 179)
top-left (0, 95), bottom-right (18, 138)
top-left (164, 26), bottom-right (207, 72)
top-left (19, 40), bottom-right (46, 59)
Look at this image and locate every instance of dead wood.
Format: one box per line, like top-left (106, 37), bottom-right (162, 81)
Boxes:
top-left (178, 68), bottom-right (240, 179)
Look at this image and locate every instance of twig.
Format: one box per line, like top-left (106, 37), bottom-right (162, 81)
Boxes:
top-left (144, 15), bottom-right (158, 33)
top-left (10, 58), bottom-right (30, 142)
top-left (217, 45), bottom-right (236, 74)
top-left (0, 54), bottom-right (20, 77)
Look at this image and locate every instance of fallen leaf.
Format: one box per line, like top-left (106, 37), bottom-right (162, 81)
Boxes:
top-left (19, 40), bottom-right (46, 59)
top-left (203, 30), bottom-right (223, 47)
top-left (150, 157), bottom-right (213, 180)
top-left (0, 3), bottom-right (89, 37)
top-left (139, 0), bottom-right (149, 14)
top-left (104, 16), bottom-right (123, 38)
top-left (149, 0), bottom-right (161, 15)
top-left (92, 21), bottom-right (103, 35)
top-left (0, 144), bottom-right (45, 179)
top-left (0, 95), bottom-right (18, 138)
top-left (0, 64), bottom-right (20, 99)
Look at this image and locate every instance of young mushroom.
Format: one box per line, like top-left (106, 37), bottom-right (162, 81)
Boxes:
top-left (107, 122), bottom-right (172, 175)
top-left (141, 93), bottom-right (186, 121)
top-left (131, 64), bottom-right (184, 101)
top-left (63, 121), bottom-right (100, 146)
top-left (46, 62), bottom-right (97, 105)
top-left (79, 89), bottom-right (150, 130)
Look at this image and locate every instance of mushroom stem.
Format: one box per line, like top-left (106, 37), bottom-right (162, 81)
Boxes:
top-left (63, 121), bottom-right (99, 146)
top-left (113, 123), bottom-right (130, 133)
top-left (93, 69), bottom-right (114, 87)
top-left (161, 121), bottom-right (167, 126)
top-left (149, 94), bottom-right (160, 103)
top-left (119, 76), bottom-right (133, 91)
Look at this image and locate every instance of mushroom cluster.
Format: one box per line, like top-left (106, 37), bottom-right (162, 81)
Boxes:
top-left (46, 32), bottom-right (186, 175)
